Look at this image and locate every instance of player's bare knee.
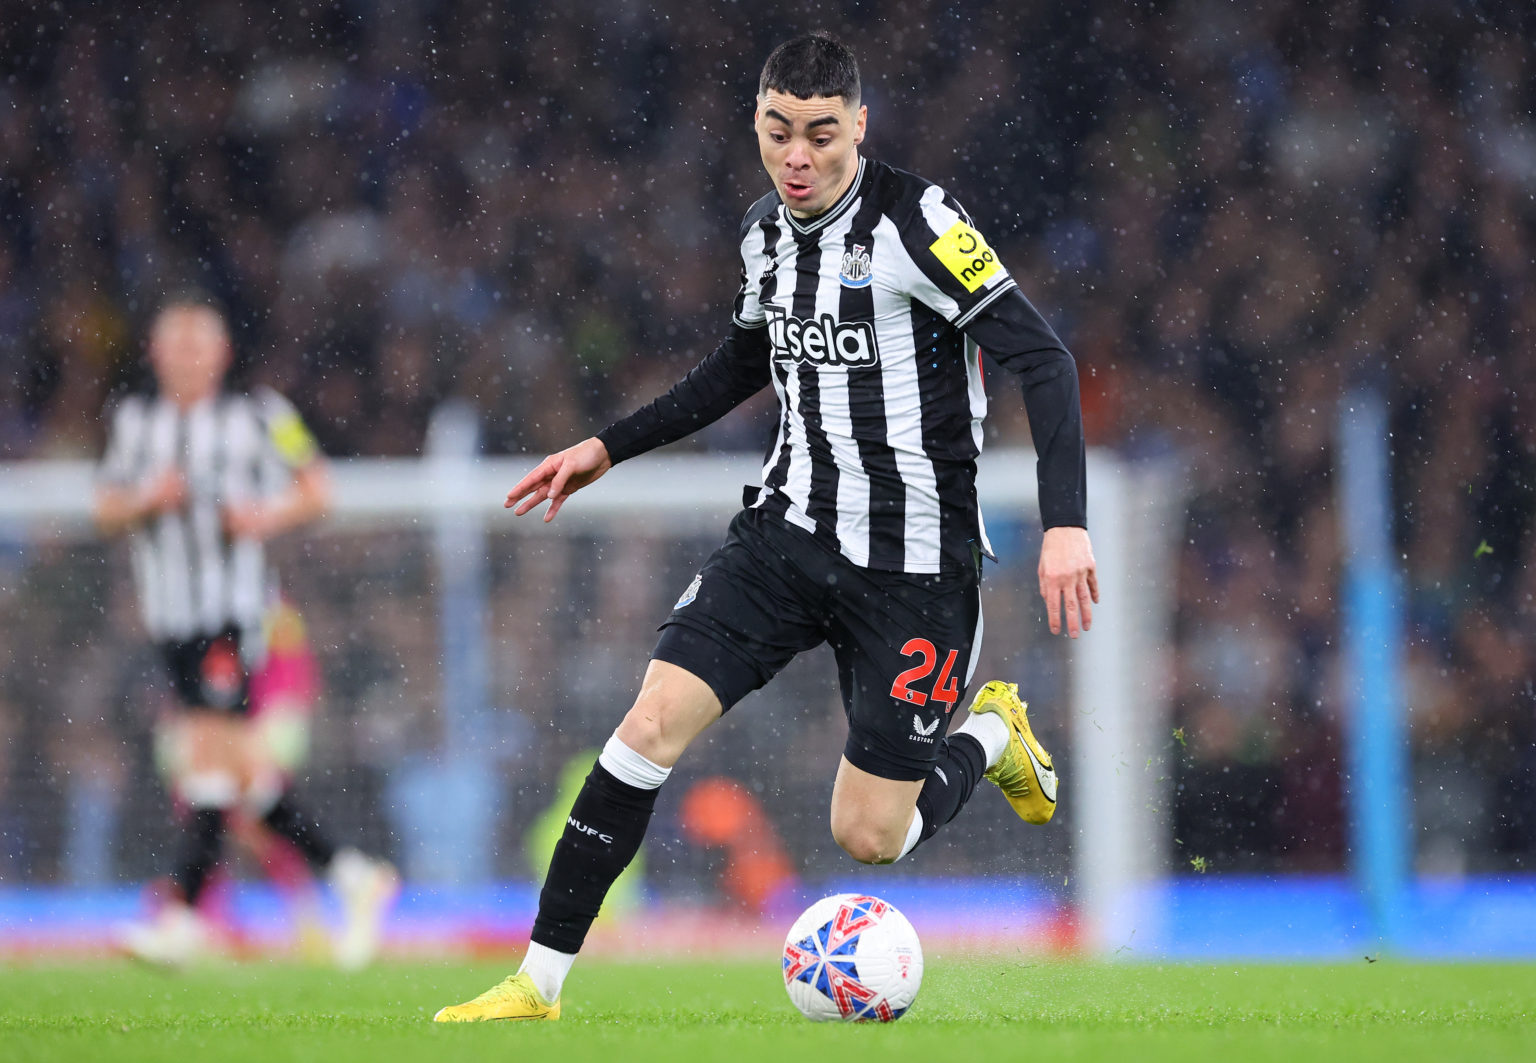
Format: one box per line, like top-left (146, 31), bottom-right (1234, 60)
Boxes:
top-left (830, 819), bottom-right (901, 865)
top-left (615, 669), bottom-right (719, 766)
top-left (614, 701), bottom-right (683, 764)
top-left (838, 833), bottom-right (899, 866)
top-left (614, 707), bottom-right (663, 761)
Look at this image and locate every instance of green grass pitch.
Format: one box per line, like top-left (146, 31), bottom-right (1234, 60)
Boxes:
top-left (2, 957), bottom-right (1533, 1063)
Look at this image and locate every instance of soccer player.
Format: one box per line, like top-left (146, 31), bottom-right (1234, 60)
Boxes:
top-left (95, 295), bottom-right (399, 968)
top-left (435, 33), bottom-right (1096, 1022)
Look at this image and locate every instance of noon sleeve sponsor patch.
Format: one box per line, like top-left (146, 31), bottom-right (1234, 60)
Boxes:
top-left (928, 221), bottom-right (1003, 293)
top-left (269, 408), bottom-right (319, 466)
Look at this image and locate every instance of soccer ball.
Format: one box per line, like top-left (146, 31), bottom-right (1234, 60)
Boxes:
top-left (781, 893), bottom-right (923, 1022)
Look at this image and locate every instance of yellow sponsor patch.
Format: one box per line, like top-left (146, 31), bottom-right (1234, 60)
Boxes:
top-left (269, 411), bottom-right (318, 465)
top-left (929, 221), bottom-right (1003, 293)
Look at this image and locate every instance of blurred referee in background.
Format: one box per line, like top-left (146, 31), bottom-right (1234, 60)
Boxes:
top-left (94, 294), bottom-right (397, 968)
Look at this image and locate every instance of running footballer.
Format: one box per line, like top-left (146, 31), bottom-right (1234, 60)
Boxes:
top-left (436, 32), bottom-right (1097, 1022)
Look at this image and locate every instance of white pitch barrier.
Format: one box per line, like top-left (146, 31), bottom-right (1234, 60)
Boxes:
top-left (0, 443), bottom-right (1179, 952)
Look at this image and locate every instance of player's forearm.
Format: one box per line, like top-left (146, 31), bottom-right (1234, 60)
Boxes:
top-left (263, 465), bottom-right (331, 536)
top-left (1018, 357), bottom-right (1088, 529)
top-left (93, 486), bottom-right (151, 536)
top-left (597, 326), bottom-right (771, 464)
top-left (965, 289), bottom-right (1087, 528)
top-left (255, 493), bottom-right (323, 538)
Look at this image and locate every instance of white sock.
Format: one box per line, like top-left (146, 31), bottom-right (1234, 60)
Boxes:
top-left (178, 770), bottom-right (240, 808)
top-left (241, 770), bottom-right (284, 817)
top-left (955, 710), bottom-right (1010, 770)
top-left (895, 809), bottom-right (924, 861)
top-left (519, 941), bottom-right (576, 1002)
top-left (598, 733), bottom-right (672, 789)
top-left (327, 846), bottom-right (371, 887)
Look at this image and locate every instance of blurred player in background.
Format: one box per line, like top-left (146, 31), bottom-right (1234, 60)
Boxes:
top-left (437, 32), bottom-right (1096, 1022)
top-left (152, 597), bottom-right (333, 958)
top-left (94, 294), bottom-right (398, 968)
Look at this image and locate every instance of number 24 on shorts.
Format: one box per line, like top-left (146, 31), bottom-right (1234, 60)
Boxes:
top-left (889, 639), bottom-right (960, 708)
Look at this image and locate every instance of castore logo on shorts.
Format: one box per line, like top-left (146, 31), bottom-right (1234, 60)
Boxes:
top-left (909, 714), bottom-right (940, 743)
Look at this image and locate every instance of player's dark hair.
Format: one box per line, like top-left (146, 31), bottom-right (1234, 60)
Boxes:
top-left (759, 32), bottom-right (860, 107)
top-left (153, 287), bottom-right (227, 324)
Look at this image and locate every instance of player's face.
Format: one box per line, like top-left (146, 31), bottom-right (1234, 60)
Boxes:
top-left (149, 306), bottom-right (231, 407)
top-left (755, 90), bottom-right (867, 218)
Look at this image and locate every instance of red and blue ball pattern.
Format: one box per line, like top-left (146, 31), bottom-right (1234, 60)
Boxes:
top-left (782, 894), bottom-right (922, 1022)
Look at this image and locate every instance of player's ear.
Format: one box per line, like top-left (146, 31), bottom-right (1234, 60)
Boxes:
top-left (853, 104), bottom-right (867, 145)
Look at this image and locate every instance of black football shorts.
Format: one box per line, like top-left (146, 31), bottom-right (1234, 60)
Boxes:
top-left (653, 507), bottom-right (982, 781)
top-left (159, 626), bottom-right (254, 713)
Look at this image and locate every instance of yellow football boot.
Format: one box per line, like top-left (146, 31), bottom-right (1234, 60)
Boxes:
top-left (968, 681), bottom-right (1058, 824)
top-left (433, 972), bottom-right (561, 1023)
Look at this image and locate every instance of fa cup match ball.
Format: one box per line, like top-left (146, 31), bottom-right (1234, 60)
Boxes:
top-left (782, 893), bottom-right (923, 1022)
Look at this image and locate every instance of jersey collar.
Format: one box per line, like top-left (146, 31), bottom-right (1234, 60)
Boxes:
top-left (782, 156), bottom-right (867, 236)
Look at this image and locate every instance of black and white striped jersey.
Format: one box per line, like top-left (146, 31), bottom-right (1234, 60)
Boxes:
top-left (599, 155), bottom-right (1085, 576)
top-left (98, 388), bottom-right (319, 644)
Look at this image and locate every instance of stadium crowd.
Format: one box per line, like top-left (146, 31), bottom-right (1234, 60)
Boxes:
top-left (1, 0), bottom-right (1532, 883)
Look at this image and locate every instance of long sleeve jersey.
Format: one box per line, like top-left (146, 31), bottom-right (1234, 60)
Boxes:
top-left (599, 156), bottom-right (1086, 575)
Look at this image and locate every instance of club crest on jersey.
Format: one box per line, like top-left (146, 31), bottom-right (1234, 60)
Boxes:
top-left (675, 573), bottom-right (702, 609)
top-left (839, 243), bottom-right (872, 288)
top-left (765, 305), bottom-right (879, 368)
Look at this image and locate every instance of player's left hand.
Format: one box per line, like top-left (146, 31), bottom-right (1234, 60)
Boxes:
top-left (1039, 526), bottom-right (1098, 638)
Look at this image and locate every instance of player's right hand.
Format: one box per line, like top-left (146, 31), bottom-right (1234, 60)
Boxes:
top-left (505, 437), bottom-right (612, 522)
top-left (1038, 525), bottom-right (1098, 638)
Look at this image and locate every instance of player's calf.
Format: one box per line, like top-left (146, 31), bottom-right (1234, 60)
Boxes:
top-left (436, 732), bottom-right (672, 1018)
top-left (531, 744), bottom-right (662, 953)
